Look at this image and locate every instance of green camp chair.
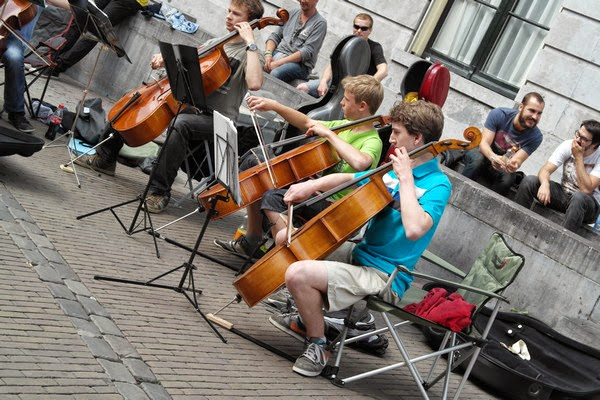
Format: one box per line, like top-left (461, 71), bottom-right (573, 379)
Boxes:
top-left (326, 232), bottom-right (525, 400)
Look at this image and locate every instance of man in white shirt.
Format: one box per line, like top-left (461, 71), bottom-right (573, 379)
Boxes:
top-left (514, 119), bottom-right (600, 232)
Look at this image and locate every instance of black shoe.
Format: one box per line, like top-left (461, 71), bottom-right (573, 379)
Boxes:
top-left (73, 154), bottom-right (116, 176)
top-left (8, 112), bottom-right (34, 133)
top-left (42, 66), bottom-right (61, 77)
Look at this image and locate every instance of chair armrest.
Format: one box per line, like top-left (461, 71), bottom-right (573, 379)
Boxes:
top-left (421, 250), bottom-right (467, 279)
top-left (396, 265), bottom-right (509, 302)
top-left (377, 265), bottom-right (401, 297)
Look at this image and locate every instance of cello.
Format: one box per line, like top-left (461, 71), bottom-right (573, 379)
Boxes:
top-left (197, 114), bottom-right (391, 220)
top-left (107, 9), bottom-right (289, 147)
top-left (233, 126), bottom-right (482, 307)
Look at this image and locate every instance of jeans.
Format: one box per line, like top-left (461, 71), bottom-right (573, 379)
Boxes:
top-left (56, 0), bottom-right (141, 71)
top-left (304, 78), bottom-right (330, 98)
top-left (2, 7), bottom-right (41, 114)
top-left (514, 175), bottom-right (600, 232)
top-left (462, 148), bottom-right (516, 196)
top-left (270, 51), bottom-right (310, 83)
top-left (148, 113), bottom-right (213, 195)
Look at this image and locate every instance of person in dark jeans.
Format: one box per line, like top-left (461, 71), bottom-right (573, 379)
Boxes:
top-left (52, 0), bottom-right (146, 75)
top-left (74, 0), bottom-right (265, 215)
top-left (1, 0), bottom-right (70, 133)
top-left (461, 92), bottom-right (545, 196)
top-left (514, 119), bottom-right (600, 232)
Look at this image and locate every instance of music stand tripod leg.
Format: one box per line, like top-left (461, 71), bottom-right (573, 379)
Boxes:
top-left (94, 191), bottom-right (228, 342)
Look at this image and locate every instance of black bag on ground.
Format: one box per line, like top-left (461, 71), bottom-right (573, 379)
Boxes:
top-left (61, 98), bottom-right (107, 145)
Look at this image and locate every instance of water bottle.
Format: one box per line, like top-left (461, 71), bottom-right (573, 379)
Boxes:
top-left (502, 146), bottom-right (517, 164)
top-left (45, 104), bottom-right (64, 140)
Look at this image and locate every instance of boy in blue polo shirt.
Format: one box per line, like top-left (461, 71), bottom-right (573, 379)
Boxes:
top-left (270, 100), bottom-right (451, 377)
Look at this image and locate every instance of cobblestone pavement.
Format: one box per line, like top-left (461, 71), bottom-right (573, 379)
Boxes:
top-left (0, 74), bottom-right (503, 399)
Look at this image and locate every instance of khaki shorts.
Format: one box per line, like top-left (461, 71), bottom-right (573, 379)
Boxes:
top-left (323, 243), bottom-right (400, 311)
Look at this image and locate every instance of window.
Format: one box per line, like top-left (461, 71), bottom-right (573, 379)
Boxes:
top-left (423, 0), bottom-right (562, 98)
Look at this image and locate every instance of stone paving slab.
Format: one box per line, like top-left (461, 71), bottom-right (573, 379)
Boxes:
top-left (0, 74), bottom-right (504, 399)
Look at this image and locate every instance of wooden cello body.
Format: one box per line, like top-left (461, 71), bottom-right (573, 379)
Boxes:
top-left (197, 115), bottom-right (390, 220)
top-left (234, 127), bottom-right (482, 307)
top-left (234, 169), bottom-right (392, 307)
top-left (107, 9), bottom-right (289, 147)
top-left (0, 0), bottom-right (38, 35)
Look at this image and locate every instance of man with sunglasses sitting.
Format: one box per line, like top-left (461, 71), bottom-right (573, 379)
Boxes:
top-left (296, 13), bottom-right (388, 98)
top-left (514, 119), bottom-right (600, 233)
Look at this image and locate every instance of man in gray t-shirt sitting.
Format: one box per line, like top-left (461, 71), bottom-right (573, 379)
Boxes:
top-left (264, 0), bottom-right (327, 84)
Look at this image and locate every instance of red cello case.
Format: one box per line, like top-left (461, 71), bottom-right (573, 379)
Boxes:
top-left (379, 60), bottom-right (451, 164)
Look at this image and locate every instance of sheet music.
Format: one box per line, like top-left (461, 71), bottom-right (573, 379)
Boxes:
top-left (213, 111), bottom-right (241, 205)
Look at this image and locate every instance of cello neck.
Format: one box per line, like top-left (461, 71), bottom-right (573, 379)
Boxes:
top-left (297, 128), bottom-right (482, 211)
top-left (198, 10), bottom-right (289, 58)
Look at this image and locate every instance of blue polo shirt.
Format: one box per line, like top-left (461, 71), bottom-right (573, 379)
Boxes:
top-left (351, 158), bottom-right (451, 296)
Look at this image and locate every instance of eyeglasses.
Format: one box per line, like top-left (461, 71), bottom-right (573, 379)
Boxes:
top-left (575, 129), bottom-right (592, 143)
top-left (353, 24), bottom-right (370, 31)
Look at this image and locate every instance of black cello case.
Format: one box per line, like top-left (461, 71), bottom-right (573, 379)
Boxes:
top-left (276, 35), bottom-right (371, 152)
top-left (0, 126), bottom-right (44, 157)
top-left (423, 306), bottom-right (600, 400)
top-left (298, 34), bottom-right (371, 121)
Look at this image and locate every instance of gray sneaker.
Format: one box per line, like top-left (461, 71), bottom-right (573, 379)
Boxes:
top-left (268, 312), bottom-right (306, 342)
top-left (214, 235), bottom-right (265, 258)
top-left (145, 193), bottom-right (170, 214)
top-left (73, 154), bottom-right (116, 176)
top-left (293, 341), bottom-right (329, 377)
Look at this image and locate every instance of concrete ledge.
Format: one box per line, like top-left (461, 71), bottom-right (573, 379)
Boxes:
top-left (65, 14), bottom-right (210, 100)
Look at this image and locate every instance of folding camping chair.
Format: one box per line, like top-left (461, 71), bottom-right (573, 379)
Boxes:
top-left (0, 10), bottom-right (73, 119)
top-left (326, 232), bottom-right (525, 400)
top-left (23, 19), bottom-right (72, 118)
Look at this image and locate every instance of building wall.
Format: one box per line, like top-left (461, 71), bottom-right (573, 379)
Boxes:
top-left (162, 0), bottom-right (599, 176)
top-left (517, 0), bottom-right (600, 174)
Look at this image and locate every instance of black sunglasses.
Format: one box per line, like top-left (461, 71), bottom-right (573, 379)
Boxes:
top-left (353, 24), bottom-right (370, 31)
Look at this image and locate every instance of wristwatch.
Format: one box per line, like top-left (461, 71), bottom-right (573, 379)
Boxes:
top-left (246, 43), bottom-right (258, 52)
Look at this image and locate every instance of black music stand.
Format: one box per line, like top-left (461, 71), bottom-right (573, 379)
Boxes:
top-left (45, 0), bottom-right (131, 187)
top-left (92, 42), bottom-right (226, 341)
top-left (148, 111), bottom-right (246, 272)
top-left (77, 41), bottom-right (206, 257)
